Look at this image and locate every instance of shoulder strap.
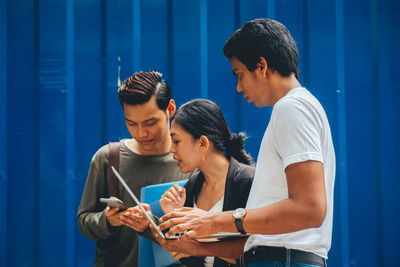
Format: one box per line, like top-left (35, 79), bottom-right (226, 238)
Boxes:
top-left (108, 142), bottom-right (120, 198)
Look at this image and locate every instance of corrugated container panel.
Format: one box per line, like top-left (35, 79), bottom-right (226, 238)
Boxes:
top-left (1, 0), bottom-right (399, 266)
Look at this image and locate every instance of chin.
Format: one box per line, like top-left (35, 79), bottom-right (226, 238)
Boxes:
top-left (253, 101), bottom-right (266, 108)
top-left (180, 167), bottom-right (195, 174)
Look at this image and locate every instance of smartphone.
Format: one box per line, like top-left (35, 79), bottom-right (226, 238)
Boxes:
top-left (99, 198), bottom-right (127, 211)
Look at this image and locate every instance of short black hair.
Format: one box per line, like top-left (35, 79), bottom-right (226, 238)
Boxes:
top-left (118, 71), bottom-right (171, 110)
top-left (223, 18), bottom-right (299, 79)
top-left (173, 99), bottom-right (254, 165)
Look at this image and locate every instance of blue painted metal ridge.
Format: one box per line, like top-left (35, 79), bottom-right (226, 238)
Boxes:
top-left (376, 0), bottom-right (397, 265)
top-left (133, 0), bottom-right (141, 73)
top-left (301, 0), bottom-right (310, 88)
top-left (200, 0), bottom-right (208, 99)
top-left (167, 0), bottom-right (174, 87)
top-left (370, 0), bottom-right (384, 265)
top-left (0, 0), bottom-right (7, 264)
top-left (267, 0), bottom-right (275, 19)
top-left (66, 0), bottom-right (76, 266)
top-left (234, 0), bottom-right (242, 131)
top-left (335, 0), bottom-right (350, 266)
top-left (33, 0), bottom-right (40, 265)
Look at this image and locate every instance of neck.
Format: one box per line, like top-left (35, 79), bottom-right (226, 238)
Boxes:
top-left (128, 136), bottom-right (171, 156)
top-left (270, 74), bottom-right (302, 106)
top-left (200, 152), bottom-right (230, 187)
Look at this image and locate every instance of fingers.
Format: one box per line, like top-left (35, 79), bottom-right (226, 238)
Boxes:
top-left (142, 203), bottom-right (151, 211)
top-left (158, 216), bottom-right (187, 231)
top-left (163, 184), bottom-right (184, 203)
top-left (170, 251), bottom-right (189, 261)
top-left (174, 207), bottom-right (195, 212)
top-left (170, 251), bottom-right (179, 261)
top-left (173, 184), bottom-right (185, 197)
top-left (105, 207), bottom-right (120, 217)
top-left (127, 204), bottom-right (152, 217)
top-left (180, 187), bottom-right (186, 202)
top-left (149, 223), bottom-right (167, 245)
top-left (165, 222), bottom-right (192, 238)
top-left (121, 211), bottom-right (143, 221)
top-left (179, 229), bottom-right (198, 240)
top-left (120, 210), bottom-right (149, 231)
top-left (160, 208), bottom-right (192, 222)
top-left (164, 190), bottom-right (180, 204)
top-left (105, 207), bottom-right (123, 226)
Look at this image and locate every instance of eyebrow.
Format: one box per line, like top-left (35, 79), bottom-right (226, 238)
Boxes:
top-left (125, 117), bottom-right (156, 123)
top-left (170, 132), bottom-right (179, 137)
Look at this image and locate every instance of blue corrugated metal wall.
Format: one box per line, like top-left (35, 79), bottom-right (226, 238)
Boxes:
top-left (1, 0), bottom-right (399, 266)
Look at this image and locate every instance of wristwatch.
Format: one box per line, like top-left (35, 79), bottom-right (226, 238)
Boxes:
top-left (232, 208), bottom-right (247, 234)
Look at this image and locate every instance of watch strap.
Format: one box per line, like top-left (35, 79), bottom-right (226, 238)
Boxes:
top-left (234, 218), bottom-right (246, 234)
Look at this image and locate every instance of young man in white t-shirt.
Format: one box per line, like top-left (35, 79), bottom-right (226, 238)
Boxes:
top-left (152, 18), bottom-right (335, 267)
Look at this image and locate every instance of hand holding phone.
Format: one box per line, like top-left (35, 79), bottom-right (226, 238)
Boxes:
top-left (100, 197), bottom-right (127, 211)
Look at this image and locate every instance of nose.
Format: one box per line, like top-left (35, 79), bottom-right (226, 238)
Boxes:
top-left (138, 125), bottom-right (148, 138)
top-left (236, 82), bottom-right (243, 92)
top-left (170, 143), bottom-right (176, 153)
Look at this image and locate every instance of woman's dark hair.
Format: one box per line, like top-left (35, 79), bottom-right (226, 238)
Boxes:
top-left (223, 18), bottom-right (299, 79)
top-left (172, 99), bottom-right (254, 165)
top-left (118, 70), bottom-right (171, 110)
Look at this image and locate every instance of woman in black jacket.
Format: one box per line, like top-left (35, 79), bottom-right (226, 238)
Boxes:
top-left (160, 99), bottom-right (255, 267)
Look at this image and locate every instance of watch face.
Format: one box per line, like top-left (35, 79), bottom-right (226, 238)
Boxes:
top-left (233, 208), bottom-right (246, 219)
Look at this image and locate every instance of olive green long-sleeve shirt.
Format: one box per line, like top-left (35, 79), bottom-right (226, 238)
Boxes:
top-left (77, 139), bottom-right (190, 267)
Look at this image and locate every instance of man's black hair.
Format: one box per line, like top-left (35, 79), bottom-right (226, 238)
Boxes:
top-left (223, 18), bottom-right (299, 79)
top-left (118, 70), bottom-right (171, 110)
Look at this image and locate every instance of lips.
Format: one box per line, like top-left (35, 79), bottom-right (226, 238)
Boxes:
top-left (173, 156), bottom-right (182, 168)
top-left (176, 160), bottom-right (182, 167)
top-left (138, 139), bottom-right (154, 145)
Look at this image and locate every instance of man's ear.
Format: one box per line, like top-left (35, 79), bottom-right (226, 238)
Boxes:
top-left (199, 135), bottom-right (210, 152)
top-left (258, 57), bottom-right (268, 77)
top-left (167, 99), bottom-right (176, 118)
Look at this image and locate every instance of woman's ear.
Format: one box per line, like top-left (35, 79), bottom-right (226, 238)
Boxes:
top-left (199, 135), bottom-right (210, 152)
top-left (167, 99), bottom-right (176, 118)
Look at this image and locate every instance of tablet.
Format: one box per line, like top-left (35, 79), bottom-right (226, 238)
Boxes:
top-left (111, 166), bottom-right (249, 242)
top-left (111, 166), bottom-right (180, 240)
top-left (194, 232), bottom-right (249, 242)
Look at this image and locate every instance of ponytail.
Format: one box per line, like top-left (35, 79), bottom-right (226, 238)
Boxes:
top-left (225, 132), bottom-right (254, 166)
top-left (173, 99), bottom-right (253, 166)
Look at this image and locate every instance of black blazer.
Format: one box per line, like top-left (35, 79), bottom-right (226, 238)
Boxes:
top-left (180, 157), bottom-right (255, 267)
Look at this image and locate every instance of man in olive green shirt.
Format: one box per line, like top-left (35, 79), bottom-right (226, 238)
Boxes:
top-left (77, 71), bottom-right (190, 267)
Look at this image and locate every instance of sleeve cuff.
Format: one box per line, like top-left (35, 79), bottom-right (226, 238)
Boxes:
top-left (283, 152), bottom-right (323, 170)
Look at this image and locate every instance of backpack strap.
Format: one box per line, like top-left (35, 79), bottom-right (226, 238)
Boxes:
top-left (108, 142), bottom-right (120, 198)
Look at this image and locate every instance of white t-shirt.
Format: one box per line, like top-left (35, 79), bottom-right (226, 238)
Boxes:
top-left (244, 87), bottom-right (335, 259)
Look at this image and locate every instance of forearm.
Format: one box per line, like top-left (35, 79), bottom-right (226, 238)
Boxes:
top-left (77, 159), bottom-right (116, 240)
top-left (215, 199), bottom-right (326, 235)
top-left (194, 239), bottom-right (246, 259)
